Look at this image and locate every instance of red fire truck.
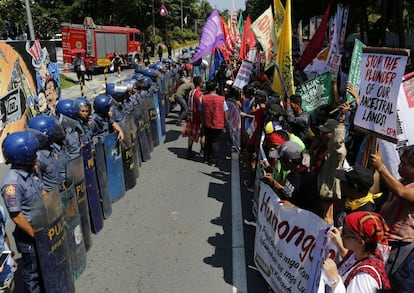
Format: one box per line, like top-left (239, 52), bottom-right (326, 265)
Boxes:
top-left (62, 20), bottom-right (144, 72)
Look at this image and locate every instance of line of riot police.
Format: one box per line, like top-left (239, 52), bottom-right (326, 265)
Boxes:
top-left (0, 57), bottom-right (180, 293)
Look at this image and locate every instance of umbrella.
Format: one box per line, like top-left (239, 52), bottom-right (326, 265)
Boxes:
top-left (70, 48), bottom-right (86, 54)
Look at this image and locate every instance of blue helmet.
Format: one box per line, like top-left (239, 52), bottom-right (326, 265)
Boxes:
top-left (142, 76), bottom-right (152, 89)
top-left (93, 94), bottom-right (112, 115)
top-left (134, 65), bottom-right (145, 74)
top-left (2, 131), bottom-right (41, 165)
top-left (106, 82), bottom-right (127, 101)
top-left (143, 68), bottom-right (157, 78)
top-left (27, 116), bottom-right (65, 145)
top-left (182, 48), bottom-right (188, 54)
top-left (56, 99), bottom-right (80, 119)
top-left (75, 97), bottom-right (91, 108)
top-left (132, 73), bottom-right (144, 81)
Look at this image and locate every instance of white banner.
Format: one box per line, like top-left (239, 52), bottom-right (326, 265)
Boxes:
top-left (254, 183), bottom-right (335, 292)
top-left (233, 61), bottom-right (253, 90)
top-left (250, 6), bottom-right (277, 71)
top-left (354, 49), bottom-right (408, 143)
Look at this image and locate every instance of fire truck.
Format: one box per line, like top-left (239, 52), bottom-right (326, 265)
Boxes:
top-left (62, 19), bottom-right (144, 72)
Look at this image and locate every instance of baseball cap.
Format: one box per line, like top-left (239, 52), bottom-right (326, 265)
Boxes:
top-left (264, 121), bottom-right (282, 134)
top-left (335, 165), bottom-right (374, 191)
top-left (318, 119), bottom-right (339, 133)
top-left (277, 141), bottom-right (303, 160)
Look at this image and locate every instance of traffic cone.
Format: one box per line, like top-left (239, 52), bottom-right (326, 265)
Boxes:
top-left (64, 62), bottom-right (70, 73)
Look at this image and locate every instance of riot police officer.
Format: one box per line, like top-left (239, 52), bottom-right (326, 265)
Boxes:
top-left (56, 99), bottom-right (83, 160)
top-left (1, 131), bottom-right (45, 293)
top-left (28, 116), bottom-right (69, 192)
top-left (76, 97), bottom-right (94, 145)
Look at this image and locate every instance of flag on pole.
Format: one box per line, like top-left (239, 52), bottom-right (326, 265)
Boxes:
top-left (251, 6), bottom-right (277, 71)
top-left (192, 9), bottom-right (225, 62)
top-left (219, 17), bottom-right (234, 60)
top-left (209, 49), bottom-right (225, 79)
top-left (298, 2), bottom-right (331, 70)
top-left (239, 15), bottom-right (255, 61)
top-left (272, 0), bottom-right (294, 97)
top-left (273, 0), bottom-right (285, 40)
top-left (160, 4), bottom-right (168, 17)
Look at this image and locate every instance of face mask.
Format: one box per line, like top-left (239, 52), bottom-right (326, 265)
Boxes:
top-left (268, 150), bottom-right (278, 159)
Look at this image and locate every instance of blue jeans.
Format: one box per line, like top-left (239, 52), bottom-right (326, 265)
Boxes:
top-left (14, 229), bottom-right (44, 293)
top-left (175, 95), bottom-right (188, 123)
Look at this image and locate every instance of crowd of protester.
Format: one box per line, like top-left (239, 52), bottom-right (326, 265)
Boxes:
top-left (170, 49), bottom-right (414, 292)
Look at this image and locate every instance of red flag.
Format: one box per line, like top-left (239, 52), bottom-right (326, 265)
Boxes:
top-left (298, 2), bottom-right (331, 70)
top-left (219, 17), bottom-right (234, 60)
top-left (239, 15), bottom-right (256, 60)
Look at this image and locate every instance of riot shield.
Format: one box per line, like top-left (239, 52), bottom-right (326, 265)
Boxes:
top-left (59, 184), bottom-right (87, 279)
top-left (152, 91), bottom-right (162, 146)
top-left (128, 113), bottom-right (141, 174)
top-left (31, 188), bottom-right (75, 293)
top-left (120, 121), bottom-right (137, 191)
top-left (82, 143), bottom-right (104, 233)
top-left (157, 90), bottom-right (166, 137)
top-left (104, 132), bottom-right (126, 202)
top-left (147, 92), bottom-right (159, 147)
top-left (66, 156), bottom-right (92, 251)
top-left (134, 105), bottom-right (151, 162)
top-left (141, 96), bottom-right (154, 152)
top-left (94, 139), bottom-right (112, 219)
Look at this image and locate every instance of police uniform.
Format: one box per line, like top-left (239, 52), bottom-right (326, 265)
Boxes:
top-left (36, 143), bottom-right (70, 192)
top-left (0, 206), bottom-right (15, 291)
top-left (63, 125), bottom-right (82, 160)
top-left (1, 167), bottom-right (45, 293)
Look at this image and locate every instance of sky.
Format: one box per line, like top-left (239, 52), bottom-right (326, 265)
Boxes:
top-left (207, 0), bottom-right (245, 12)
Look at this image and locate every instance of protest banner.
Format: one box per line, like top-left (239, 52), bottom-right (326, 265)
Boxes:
top-left (254, 183), bottom-right (333, 292)
top-left (227, 99), bottom-right (241, 152)
top-left (250, 6), bottom-right (277, 71)
top-left (354, 47), bottom-right (409, 143)
top-left (233, 60), bottom-right (253, 90)
top-left (296, 72), bottom-right (332, 113)
top-left (397, 71), bottom-right (414, 148)
top-left (327, 53), bottom-right (342, 80)
top-left (346, 39), bottom-right (365, 102)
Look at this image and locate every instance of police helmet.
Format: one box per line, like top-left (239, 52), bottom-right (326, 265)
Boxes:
top-left (2, 131), bottom-right (41, 165)
top-left (143, 68), bottom-right (158, 78)
top-left (123, 78), bottom-right (138, 91)
top-left (134, 65), bottom-right (146, 74)
top-left (56, 99), bottom-right (80, 119)
top-left (75, 97), bottom-right (91, 108)
top-left (161, 58), bottom-right (170, 64)
top-left (27, 115), bottom-right (65, 145)
top-left (106, 82), bottom-right (128, 101)
top-left (142, 76), bottom-right (152, 89)
top-left (182, 48), bottom-right (188, 54)
top-left (132, 73), bottom-right (144, 81)
top-left (93, 94), bottom-right (112, 115)
top-left (189, 46), bottom-right (195, 51)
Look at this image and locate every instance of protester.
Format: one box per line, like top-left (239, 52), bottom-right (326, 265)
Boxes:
top-left (182, 76), bottom-right (204, 158)
top-left (334, 165), bottom-right (381, 227)
top-left (199, 79), bottom-right (228, 166)
top-left (285, 94), bottom-right (310, 147)
top-left (174, 77), bottom-right (194, 126)
top-left (322, 211), bottom-right (391, 292)
top-left (371, 145), bottom-right (414, 291)
top-left (112, 51), bottom-right (123, 77)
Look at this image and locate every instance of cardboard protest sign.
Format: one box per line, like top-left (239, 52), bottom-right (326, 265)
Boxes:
top-left (296, 72), bottom-right (332, 113)
top-left (254, 183), bottom-right (333, 292)
top-left (233, 61), bottom-right (253, 90)
top-left (346, 39), bottom-right (365, 102)
top-left (354, 47), bottom-right (408, 143)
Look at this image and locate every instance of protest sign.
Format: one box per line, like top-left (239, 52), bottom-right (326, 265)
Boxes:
top-left (346, 39), bottom-right (365, 102)
top-left (254, 183), bottom-right (333, 292)
top-left (251, 6), bottom-right (277, 71)
top-left (227, 99), bottom-right (241, 152)
top-left (296, 72), bottom-right (332, 113)
top-left (354, 47), bottom-right (408, 143)
top-left (233, 61), bottom-right (253, 90)
top-left (397, 71), bottom-right (414, 148)
top-left (327, 53), bottom-right (342, 80)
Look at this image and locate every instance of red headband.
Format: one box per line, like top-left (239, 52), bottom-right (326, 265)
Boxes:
top-left (268, 133), bottom-right (287, 145)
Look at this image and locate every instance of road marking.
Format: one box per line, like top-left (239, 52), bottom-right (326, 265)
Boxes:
top-left (231, 151), bottom-right (247, 293)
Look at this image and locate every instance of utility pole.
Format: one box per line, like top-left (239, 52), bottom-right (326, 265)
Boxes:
top-left (24, 0), bottom-right (35, 40)
top-left (181, 0), bottom-right (183, 31)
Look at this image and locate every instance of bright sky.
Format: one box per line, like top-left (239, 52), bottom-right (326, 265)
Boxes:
top-left (208, 0), bottom-right (245, 12)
